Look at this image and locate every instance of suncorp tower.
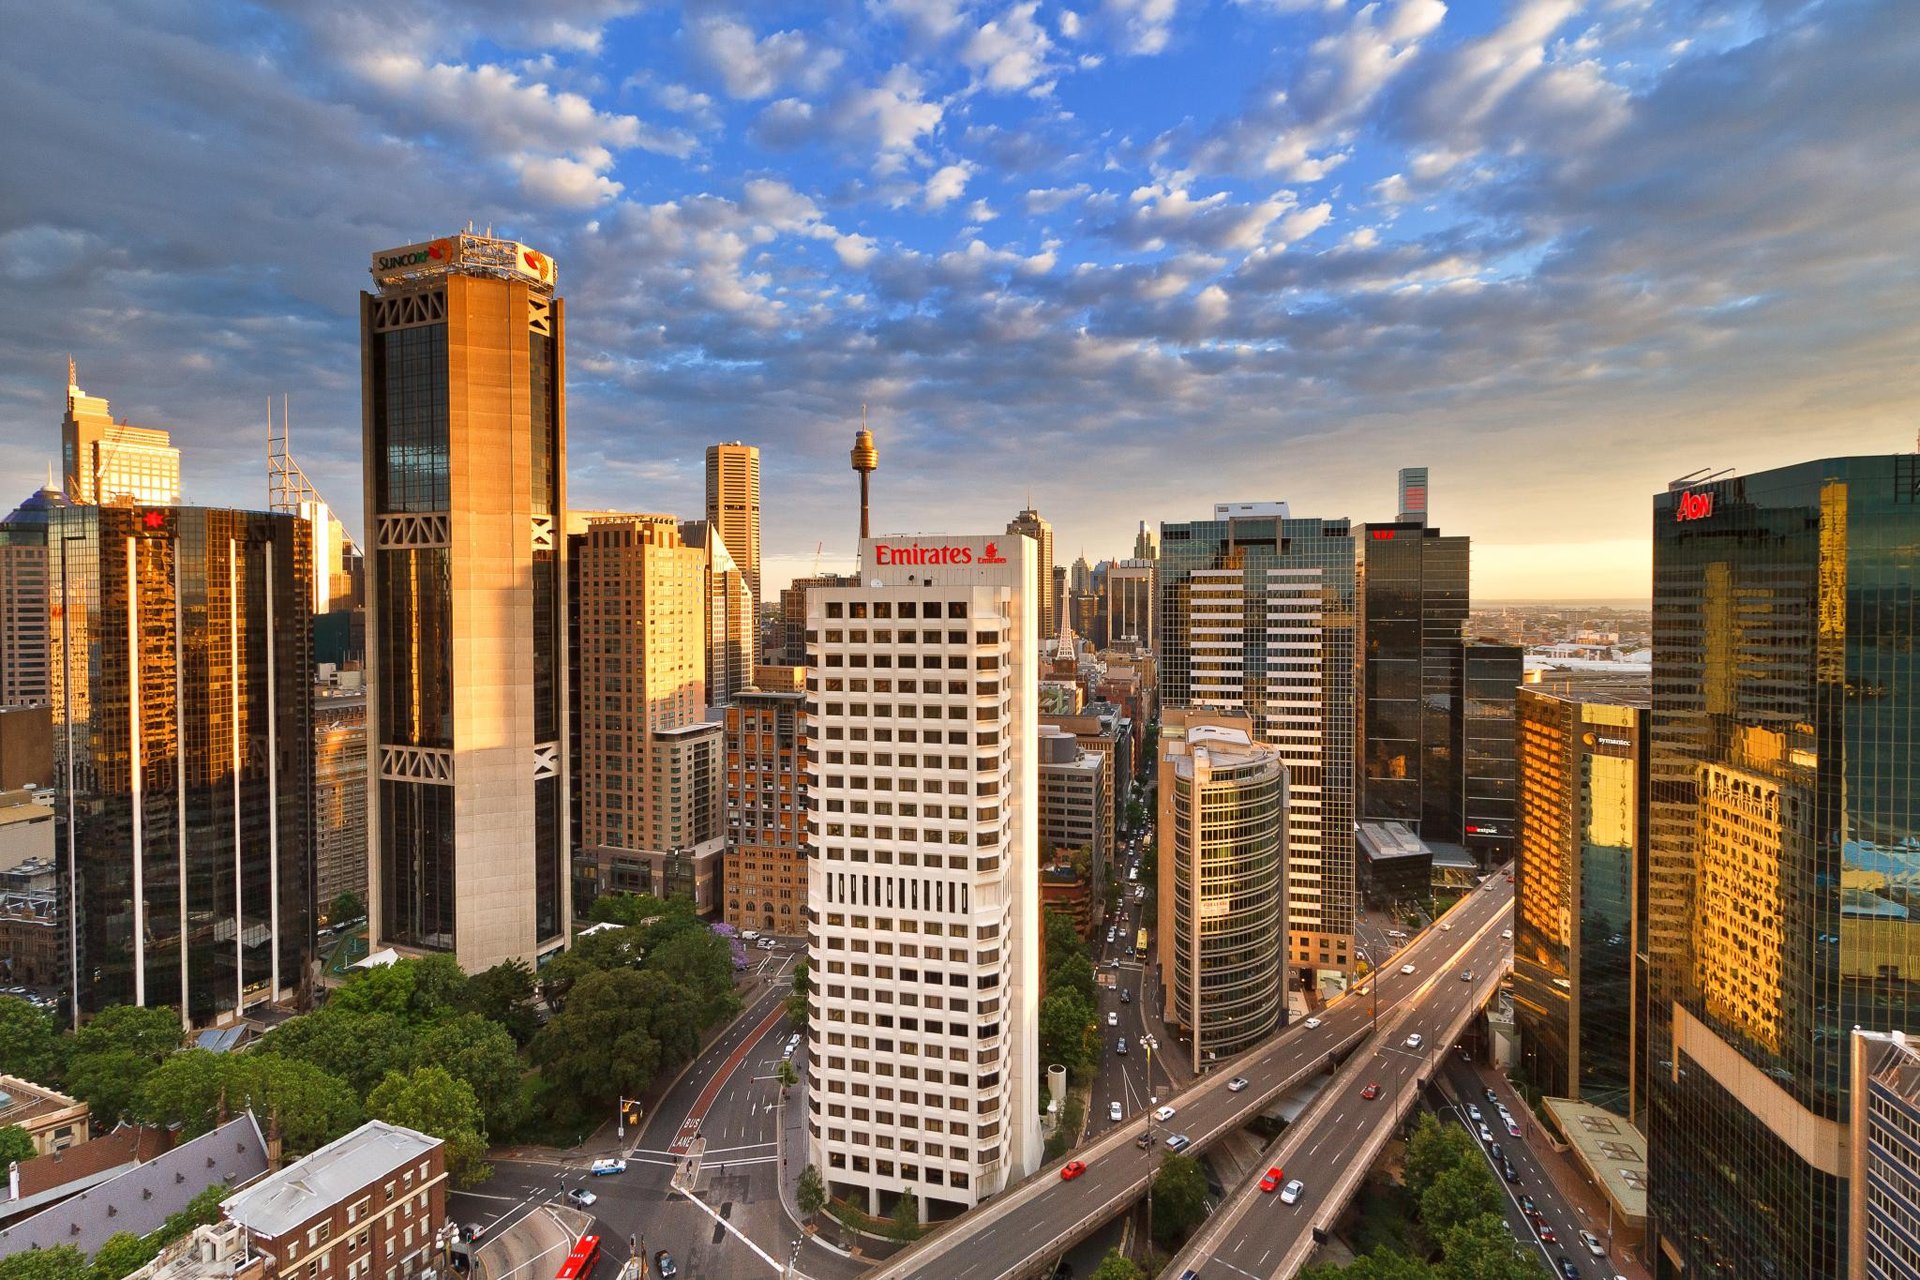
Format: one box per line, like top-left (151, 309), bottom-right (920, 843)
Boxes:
top-left (361, 232), bottom-right (569, 972)
top-left (804, 533), bottom-right (1042, 1222)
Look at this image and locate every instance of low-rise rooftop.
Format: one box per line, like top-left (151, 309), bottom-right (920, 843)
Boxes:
top-left (223, 1121), bottom-right (441, 1240)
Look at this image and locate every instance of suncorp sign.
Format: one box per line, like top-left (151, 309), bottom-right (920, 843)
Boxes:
top-left (372, 239), bottom-right (451, 273)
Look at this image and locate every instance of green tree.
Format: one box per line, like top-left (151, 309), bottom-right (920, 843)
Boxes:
top-left (411, 1014), bottom-right (524, 1135)
top-left (538, 928), bottom-right (642, 1012)
top-left (645, 928), bottom-right (740, 1026)
top-left (787, 958), bottom-right (810, 1025)
top-left (65, 1049), bottom-right (162, 1129)
top-left (259, 1008), bottom-right (415, 1096)
top-left (1401, 1113), bottom-right (1476, 1201)
top-left (796, 1164), bottom-right (827, 1217)
top-left (0, 997), bottom-right (65, 1084)
top-left (65, 1003), bottom-right (182, 1123)
top-left (1149, 1153), bottom-right (1209, 1248)
top-left (1038, 991), bottom-right (1095, 1076)
top-left (1436, 1214), bottom-right (1543, 1280)
top-left (366, 1065), bottom-right (491, 1187)
top-left (1089, 1250), bottom-right (1145, 1280)
top-left (0, 1124), bottom-right (36, 1166)
top-left (531, 969), bottom-right (675, 1106)
top-left (153, 1181), bottom-right (229, 1248)
top-left (887, 1190), bottom-right (922, 1242)
top-left (1044, 911), bottom-right (1085, 971)
top-left (327, 891), bottom-right (363, 925)
top-left (1047, 952), bottom-right (1097, 1006)
top-left (135, 1049), bottom-right (232, 1135)
top-left (776, 1059), bottom-right (800, 1089)
top-left (463, 959), bottom-right (539, 1045)
top-left (89, 1230), bottom-right (157, 1280)
top-left (1420, 1161), bottom-right (1502, 1238)
top-left (0, 1246), bottom-right (88, 1280)
top-left (587, 890), bottom-right (679, 927)
top-left (327, 961), bottom-right (419, 1020)
top-left (408, 954), bottom-right (471, 1022)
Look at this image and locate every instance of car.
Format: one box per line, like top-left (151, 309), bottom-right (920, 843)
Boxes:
top-left (1520, 1195), bottom-right (1537, 1216)
top-left (1580, 1230), bottom-right (1606, 1257)
top-left (1439, 921), bottom-right (1452, 931)
top-left (655, 1250), bottom-right (678, 1279)
top-left (1502, 1158), bottom-right (1520, 1183)
top-left (1121, 989), bottom-right (1132, 1003)
top-left (759, 938), bottom-right (778, 949)
top-left (1555, 1256), bottom-right (1579, 1280)
top-left (1303, 1017), bottom-right (1322, 1029)
top-left (1115, 1038), bottom-right (1128, 1055)
top-left (1106, 927), bottom-right (1116, 943)
top-left (589, 1158), bottom-right (627, 1176)
top-left (1136, 1133), bottom-right (1155, 1150)
top-left (1505, 872), bottom-right (1514, 882)
top-left (1060, 1160), bottom-right (1088, 1181)
top-left (1362, 1082), bottom-right (1381, 1100)
top-left (465, 1222), bottom-right (489, 1242)
top-left (1486, 1087), bottom-right (1499, 1103)
top-left (1508, 1120), bottom-right (1523, 1138)
top-left (1404, 1033), bottom-right (1423, 1049)
top-left (1386, 929), bottom-right (1407, 939)
top-left (565, 1188), bottom-right (597, 1209)
top-left (1490, 1141), bottom-right (1503, 1160)
top-left (1401, 963), bottom-right (1416, 975)
top-left (1280, 1179), bottom-right (1304, 1205)
top-left (1153, 1105), bottom-right (1176, 1122)
top-left (1502, 928), bottom-right (1513, 939)
top-left (741, 929), bottom-right (760, 940)
top-left (1477, 1123), bottom-right (1493, 1143)
top-left (1165, 1133), bottom-right (1191, 1152)
top-left (1461, 969), bottom-right (1475, 982)
top-left (1538, 1224), bottom-right (1557, 1244)
top-left (1259, 1166), bottom-right (1285, 1193)
top-left (1468, 1104), bottom-right (1482, 1123)
top-left (1108, 1011), bottom-right (1119, 1026)
top-left (1227, 1076), bottom-right (1249, 1092)
top-left (1110, 1101), bottom-right (1123, 1122)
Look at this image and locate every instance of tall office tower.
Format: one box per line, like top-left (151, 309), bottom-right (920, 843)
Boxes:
top-left (1007, 506), bottom-right (1056, 639)
top-left (362, 231), bottom-right (568, 972)
top-left (680, 519), bottom-right (756, 705)
top-left (1396, 466), bottom-right (1429, 526)
top-left (705, 442), bottom-right (763, 611)
top-left (0, 486), bottom-right (67, 706)
top-left (1159, 502), bottom-right (1356, 1000)
top-left (1038, 728), bottom-right (1109, 874)
top-left (1850, 1029), bottom-right (1920, 1279)
top-left (805, 532), bottom-right (1041, 1219)
top-left (1358, 518), bottom-right (1469, 840)
top-left (1105, 559), bottom-right (1155, 651)
top-left (60, 363), bottom-right (182, 508)
top-left (50, 505), bottom-right (312, 1026)
top-left (1156, 708), bottom-right (1287, 1074)
top-left (725, 666), bottom-right (809, 936)
top-left (1070, 555), bottom-right (1093, 595)
top-left (1457, 640), bottom-right (1522, 861)
top-left (571, 515), bottom-right (725, 912)
top-left (313, 687), bottom-right (368, 917)
top-left (1513, 683), bottom-right (1648, 1121)
top-left (1647, 456), bottom-right (1920, 1278)
top-left (780, 574), bottom-right (858, 665)
top-left (1133, 520), bottom-right (1157, 562)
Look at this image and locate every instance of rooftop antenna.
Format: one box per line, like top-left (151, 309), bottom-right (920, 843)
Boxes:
top-left (1667, 467), bottom-right (1734, 492)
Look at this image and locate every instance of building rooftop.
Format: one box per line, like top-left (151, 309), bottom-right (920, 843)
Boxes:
top-left (1520, 678), bottom-right (1651, 708)
top-left (1357, 821), bottom-right (1430, 862)
top-left (223, 1121), bottom-right (441, 1239)
top-left (1541, 1097), bottom-right (1648, 1227)
top-left (0, 1074), bottom-right (80, 1132)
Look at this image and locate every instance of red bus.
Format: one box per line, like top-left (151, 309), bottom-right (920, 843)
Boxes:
top-left (555, 1235), bottom-right (600, 1280)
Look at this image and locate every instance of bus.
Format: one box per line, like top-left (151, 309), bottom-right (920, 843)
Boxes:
top-left (555, 1235), bottom-right (601, 1280)
top-left (1135, 928), bottom-right (1148, 959)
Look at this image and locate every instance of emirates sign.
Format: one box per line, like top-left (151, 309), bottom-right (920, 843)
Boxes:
top-left (1674, 490), bottom-right (1715, 522)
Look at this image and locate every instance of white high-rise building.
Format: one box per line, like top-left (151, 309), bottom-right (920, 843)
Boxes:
top-left (805, 532), bottom-right (1041, 1222)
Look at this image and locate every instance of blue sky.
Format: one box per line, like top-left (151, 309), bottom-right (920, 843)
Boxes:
top-left (1, 0), bottom-right (1914, 598)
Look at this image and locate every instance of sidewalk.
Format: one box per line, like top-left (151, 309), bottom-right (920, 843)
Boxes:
top-left (1470, 1063), bottom-right (1649, 1280)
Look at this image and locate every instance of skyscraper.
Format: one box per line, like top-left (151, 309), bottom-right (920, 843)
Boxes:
top-left (1396, 466), bottom-right (1429, 526)
top-left (571, 515), bottom-right (724, 912)
top-left (724, 667), bottom-right (809, 936)
top-left (60, 362), bottom-right (180, 507)
top-left (362, 231), bottom-right (568, 972)
top-left (1646, 455), bottom-right (1920, 1277)
top-left (679, 519), bottom-right (755, 705)
top-left (1133, 520), bottom-right (1158, 562)
top-left (1457, 640), bottom-right (1522, 861)
top-left (706, 442), bottom-right (762, 610)
top-left (1007, 506), bottom-right (1056, 639)
top-left (51, 504), bottom-right (312, 1026)
top-left (0, 486), bottom-right (66, 707)
top-left (1105, 559), bottom-right (1154, 652)
top-left (1159, 502), bottom-right (1356, 1001)
top-left (313, 687), bottom-right (368, 918)
top-left (805, 531), bottom-right (1042, 1219)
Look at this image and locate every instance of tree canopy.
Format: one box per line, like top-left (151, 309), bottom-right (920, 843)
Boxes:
top-left (367, 1065), bottom-right (491, 1187)
top-left (1150, 1153), bottom-right (1210, 1247)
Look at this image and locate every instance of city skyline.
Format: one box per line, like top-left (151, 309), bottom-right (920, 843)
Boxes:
top-left (1, 1), bottom-right (1913, 602)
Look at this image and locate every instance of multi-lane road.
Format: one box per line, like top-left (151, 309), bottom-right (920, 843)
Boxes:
top-left (870, 877), bottom-right (1516, 1280)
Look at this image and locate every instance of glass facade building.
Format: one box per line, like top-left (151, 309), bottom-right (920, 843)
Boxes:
top-left (1647, 456), bottom-right (1920, 1278)
top-left (1159, 504), bottom-right (1356, 992)
top-left (1513, 683), bottom-right (1648, 1120)
top-left (362, 233), bottom-right (568, 972)
top-left (51, 505), bottom-right (312, 1026)
top-left (1458, 641), bottom-right (1522, 861)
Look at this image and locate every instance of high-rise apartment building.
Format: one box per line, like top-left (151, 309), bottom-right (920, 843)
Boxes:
top-left (312, 687), bottom-right (368, 916)
top-left (1513, 683), bottom-right (1648, 1120)
top-left (725, 666), bottom-right (809, 936)
top-left (1850, 1029), bottom-right (1920, 1280)
top-left (1157, 708), bottom-right (1287, 1073)
top-left (706, 442), bottom-right (762, 610)
top-left (1159, 502), bottom-right (1356, 998)
top-left (1105, 559), bottom-right (1154, 652)
top-left (1647, 456), bottom-right (1920, 1278)
top-left (680, 519), bottom-right (755, 705)
top-left (0, 486), bottom-right (67, 707)
top-left (1007, 506), bottom-right (1056, 639)
top-left (571, 515), bottom-right (724, 912)
top-left (362, 231), bottom-right (568, 971)
top-left (51, 505), bottom-right (312, 1026)
top-left (1358, 518), bottom-right (1469, 839)
top-left (60, 363), bottom-right (180, 507)
top-left (805, 532), bottom-right (1042, 1220)
top-left (1037, 728), bottom-right (1109, 873)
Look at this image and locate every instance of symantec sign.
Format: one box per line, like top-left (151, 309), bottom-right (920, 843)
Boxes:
top-left (1674, 490), bottom-right (1716, 522)
top-left (873, 540), bottom-right (1009, 567)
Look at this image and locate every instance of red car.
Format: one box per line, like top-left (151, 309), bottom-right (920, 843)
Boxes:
top-left (1538, 1225), bottom-right (1557, 1243)
top-left (1061, 1160), bottom-right (1087, 1181)
top-left (1361, 1082), bottom-right (1381, 1100)
top-left (1259, 1166), bottom-right (1285, 1193)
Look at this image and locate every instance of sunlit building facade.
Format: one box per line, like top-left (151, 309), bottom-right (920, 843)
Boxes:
top-left (60, 365), bottom-right (180, 508)
top-left (724, 667), bottom-right (808, 936)
top-left (1646, 456), bottom-right (1920, 1279)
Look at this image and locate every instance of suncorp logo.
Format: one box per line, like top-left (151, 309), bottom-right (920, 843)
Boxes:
top-left (1675, 489), bottom-right (1715, 522)
top-left (375, 241), bottom-right (449, 271)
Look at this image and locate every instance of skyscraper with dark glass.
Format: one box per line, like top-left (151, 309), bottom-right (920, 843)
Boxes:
top-left (1647, 455), bottom-right (1920, 1278)
top-left (51, 505), bottom-right (312, 1026)
top-left (362, 232), bottom-right (568, 972)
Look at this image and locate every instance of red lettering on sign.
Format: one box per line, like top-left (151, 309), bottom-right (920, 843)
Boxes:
top-left (1675, 490), bottom-right (1715, 522)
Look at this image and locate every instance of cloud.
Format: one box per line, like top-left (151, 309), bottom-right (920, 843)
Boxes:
top-left (1092, 183), bottom-right (1321, 253)
top-left (754, 65), bottom-right (944, 172)
top-left (684, 14), bottom-right (844, 100)
top-left (960, 3), bottom-right (1059, 93)
top-left (869, 0), bottom-right (971, 43)
top-left (1099, 0), bottom-right (1182, 55)
top-left (923, 163), bottom-right (975, 209)
top-left (517, 154), bottom-right (625, 207)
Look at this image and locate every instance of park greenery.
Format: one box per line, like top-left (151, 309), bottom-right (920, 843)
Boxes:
top-left (0, 890), bottom-right (749, 1275)
top-left (1038, 910), bottom-right (1100, 1081)
top-left (1299, 1112), bottom-right (1545, 1280)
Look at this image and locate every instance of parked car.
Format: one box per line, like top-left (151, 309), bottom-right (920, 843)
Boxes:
top-left (1485, 1087), bottom-right (1499, 1104)
top-left (589, 1158), bottom-right (626, 1176)
top-left (1508, 1119), bottom-right (1523, 1138)
top-left (1502, 928), bottom-right (1513, 939)
top-left (1468, 1104), bottom-right (1482, 1123)
top-left (1136, 1133), bottom-right (1154, 1150)
top-left (1121, 989), bottom-right (1132, 1003)
top-left (1477, 1123), bottom-right (1493, 1143)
